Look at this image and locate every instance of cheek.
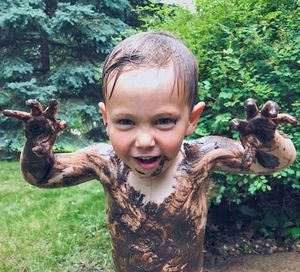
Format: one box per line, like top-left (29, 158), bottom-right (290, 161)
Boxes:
top-left (109, 131), bottom-right (131, 158)
top-left (158, 133), bottom-right (184, 156)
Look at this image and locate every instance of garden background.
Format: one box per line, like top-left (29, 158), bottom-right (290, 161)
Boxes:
top-left (0, 0), bottom-right (299, 271)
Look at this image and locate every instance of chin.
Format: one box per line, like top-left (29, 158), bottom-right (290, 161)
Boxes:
top-left (133, 155), bottom-right (172, 178)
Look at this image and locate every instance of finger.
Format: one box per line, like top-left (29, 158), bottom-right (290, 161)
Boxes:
top-left (32, 135), bottom-right (57, 157)
top-left (56, 120), bottom-right (67, 132)
top-left (2, 109), bottom-right (30, 121)
top-left (26, 99), bottom-right (43, 116)
top-left (274, 113), bottom-right (298, 127)
top-left (261, 101), bottom-right (279, 118)
top-left (240, 135), bottom-right (262, 169)
top-left (244, 98), bottom-right (259, 119)
top-left (32, 145), bottom-right (45, 157)
top-left (32, 143), bottom-right (52, 157)
top-left (241, 144), bottom-right (257, 169)
top-left (229, 118), bottom-right (248, 134)
top-left (44, 99), bottom-right (58, 119)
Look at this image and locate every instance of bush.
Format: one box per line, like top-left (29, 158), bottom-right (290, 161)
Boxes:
top-left (138, 0), bottom-right (300, 239)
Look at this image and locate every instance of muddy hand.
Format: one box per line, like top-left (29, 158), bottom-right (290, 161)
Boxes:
top-left (229, 98), bottom-right (297, 169)
top-left (1, 99), bottom-right (67, 157)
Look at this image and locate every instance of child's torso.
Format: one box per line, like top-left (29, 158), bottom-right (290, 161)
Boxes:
top-left (101, 142), bottom-right (212, 272)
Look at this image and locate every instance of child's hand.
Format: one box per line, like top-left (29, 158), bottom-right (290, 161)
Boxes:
top-left (1, 99), bottom-right (66, 157)
top-left (229, 98), bottom-right (297, 169)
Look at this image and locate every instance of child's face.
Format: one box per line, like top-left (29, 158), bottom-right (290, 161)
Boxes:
top-left (99, 65), bottom-right (204, 178)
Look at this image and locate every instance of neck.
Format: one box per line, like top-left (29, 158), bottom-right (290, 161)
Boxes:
top-left (128, 151), bottom-right (183, 204)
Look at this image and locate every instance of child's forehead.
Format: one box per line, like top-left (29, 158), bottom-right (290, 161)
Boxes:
top-left (106, 64), bottom-right (187, 102)
top-left (118, 65), bottom-right (174, 84)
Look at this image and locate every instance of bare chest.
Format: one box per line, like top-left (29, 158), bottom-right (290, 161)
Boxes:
top-left (106, 169), bottom-right (208, 272)
top-left (127, 172), bottom-right (178, 205)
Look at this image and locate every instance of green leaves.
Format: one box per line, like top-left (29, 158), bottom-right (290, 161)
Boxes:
top-left (140, 0), bottom-right (300, 240)
top-left (0, 5), bottom-right (49, 45)
top-left (51, 3), bottom-right (128, 53)
top-left (50, 62), bottom-right (98, 90)
top-left (0, 0), bottom-right (152, 153)
top-left (0, 58), bottom-right (33, 80)
top-left (6, 79), bottom-right (58, 103)
top-left (140, 0), bottom-right (299, 184)
top-left (248, 176), bottom-right (271, 195)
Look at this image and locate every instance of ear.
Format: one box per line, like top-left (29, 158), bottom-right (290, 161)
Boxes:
top-left (98, 102), bottom-right (109, 136)
top-left (185, 102), bottom-right (205, 136)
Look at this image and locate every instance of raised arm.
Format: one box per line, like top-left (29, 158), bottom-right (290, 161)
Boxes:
top-left (2, 99), bottom-right (112, 188)
top-left (192, 99), bottom-right (297, 174)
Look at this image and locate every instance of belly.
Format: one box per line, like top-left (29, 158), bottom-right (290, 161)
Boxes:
top-left (109, 218), bottom-right (205, 272)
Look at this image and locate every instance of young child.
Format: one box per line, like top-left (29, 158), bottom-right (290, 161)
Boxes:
top-left (2, 31), bottom-right (297, 272)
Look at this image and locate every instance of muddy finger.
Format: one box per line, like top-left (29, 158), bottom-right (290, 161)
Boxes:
top-left (2, 109), bottom-right (31, 121)
top-left (32, 144), bottom-right (51, 157)
top-left (56, 120), bottom-right (67, 132)
top-left (274, 113), bottom-right (298, 127)
top-left (45, 99), bottom-right (58, 119)
top-left (32, 139), bottom-right (55, 157)
top-left (244, 98), bottom-right (259, 119)
top-left (261, 100), bottom-right (279, 118)
top-left (241, 144), bottom-right (257, 169)
top-left (229, 118), bottom-right (248, 134)
top-left (25, 99), bottom-right (43, 116)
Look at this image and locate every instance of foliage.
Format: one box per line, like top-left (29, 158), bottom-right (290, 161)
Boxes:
top-left (240, 186), bottom-right (300, 240)
top-left (1, 0), bottom-right (299, 242)
top-left (0, 0), bottom-right (152, 154)
top-left (138, 0), bottom-right (300, 240)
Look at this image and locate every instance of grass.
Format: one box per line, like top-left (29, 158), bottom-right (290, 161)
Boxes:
top-left (0, 160), bottom-right (113, 272)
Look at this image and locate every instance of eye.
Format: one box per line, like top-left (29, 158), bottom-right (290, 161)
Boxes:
top-left (117, 119), bottom-right (134, 126)
top-left (155, 118), bottom-right (177, 128)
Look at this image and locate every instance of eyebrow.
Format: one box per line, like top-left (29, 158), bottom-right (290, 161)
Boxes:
top-left (110, 112), bottom-right (136, 118)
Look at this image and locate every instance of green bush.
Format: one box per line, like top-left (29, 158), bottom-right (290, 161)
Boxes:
top-left (138, 0), bottom-right (300, 239)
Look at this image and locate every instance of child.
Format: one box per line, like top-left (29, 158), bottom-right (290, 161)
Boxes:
top-left (2, 31), bottom-right (297, 272)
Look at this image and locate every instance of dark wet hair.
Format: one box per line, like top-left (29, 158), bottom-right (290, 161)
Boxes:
top-left (102, 30), bottom-right (199, 110)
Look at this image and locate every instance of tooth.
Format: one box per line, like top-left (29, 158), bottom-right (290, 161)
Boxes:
top-left (140, 157), bottom-right (155, 162)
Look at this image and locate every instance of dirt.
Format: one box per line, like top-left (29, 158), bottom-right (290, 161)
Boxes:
top-left (205, 252), bottom-right (300, 272)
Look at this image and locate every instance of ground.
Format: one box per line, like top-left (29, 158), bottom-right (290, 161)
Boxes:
top-left (205, 252), bottom-right (300, 272)
top-left (1, 160), bottom-right (299, 271)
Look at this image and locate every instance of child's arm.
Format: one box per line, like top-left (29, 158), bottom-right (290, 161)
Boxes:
top-left (194, 99), bottom-right (297, 174)
top-left (2, 99), bottom-right (112, 188)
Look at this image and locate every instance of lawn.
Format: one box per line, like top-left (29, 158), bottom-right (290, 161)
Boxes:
top-left (0, 160), bottom-right (113, 272)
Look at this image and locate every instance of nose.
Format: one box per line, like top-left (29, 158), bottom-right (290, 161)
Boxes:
top-left (135, 129), bottom-right (155, 149)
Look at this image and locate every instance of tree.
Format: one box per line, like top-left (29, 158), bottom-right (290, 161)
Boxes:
top-left (0, 0), bottom-right (149, 155)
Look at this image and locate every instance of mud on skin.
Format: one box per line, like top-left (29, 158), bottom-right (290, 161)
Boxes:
top-left (1, 98), bottom-right (297, 271)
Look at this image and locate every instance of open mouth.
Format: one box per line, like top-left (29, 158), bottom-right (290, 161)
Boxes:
top-left (133, 156), bottom-right (162, 170)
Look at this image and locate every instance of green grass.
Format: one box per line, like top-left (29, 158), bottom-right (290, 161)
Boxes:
top-left (0, 161), bottom-right (113, 272)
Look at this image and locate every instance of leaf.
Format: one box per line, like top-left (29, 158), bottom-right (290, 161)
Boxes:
top-left (291, 227), bottom-right (300, 240)
top-left (263, 213), bottom-right (279, 229)
top-left (218, 91), bottom-right (233, 99)
top-left (240, 205), bottom-right (257, 217)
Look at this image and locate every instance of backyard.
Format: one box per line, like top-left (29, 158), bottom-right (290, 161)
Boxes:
top-left (0, 160), bottom-right (113, 271)
top-left (1, 160), bottom-right (299, 272)
top-left (0, 0), bottom-right (299, 271)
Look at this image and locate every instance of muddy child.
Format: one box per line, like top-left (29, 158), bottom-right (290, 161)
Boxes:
top-left (2, 31), bottom-right (297, 272)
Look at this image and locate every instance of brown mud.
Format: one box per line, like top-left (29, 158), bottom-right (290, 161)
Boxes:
top-left (205, 252), bottom-right (300, 272)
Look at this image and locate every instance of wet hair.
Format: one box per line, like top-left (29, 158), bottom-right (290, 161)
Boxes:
top-left (102, 30), bottom-right (199, 110)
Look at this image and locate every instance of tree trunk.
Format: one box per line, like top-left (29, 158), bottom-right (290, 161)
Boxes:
top-left (40, 31), bottom-right (50, 74)
top-left (39, 0), bottom-right (57, 74)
